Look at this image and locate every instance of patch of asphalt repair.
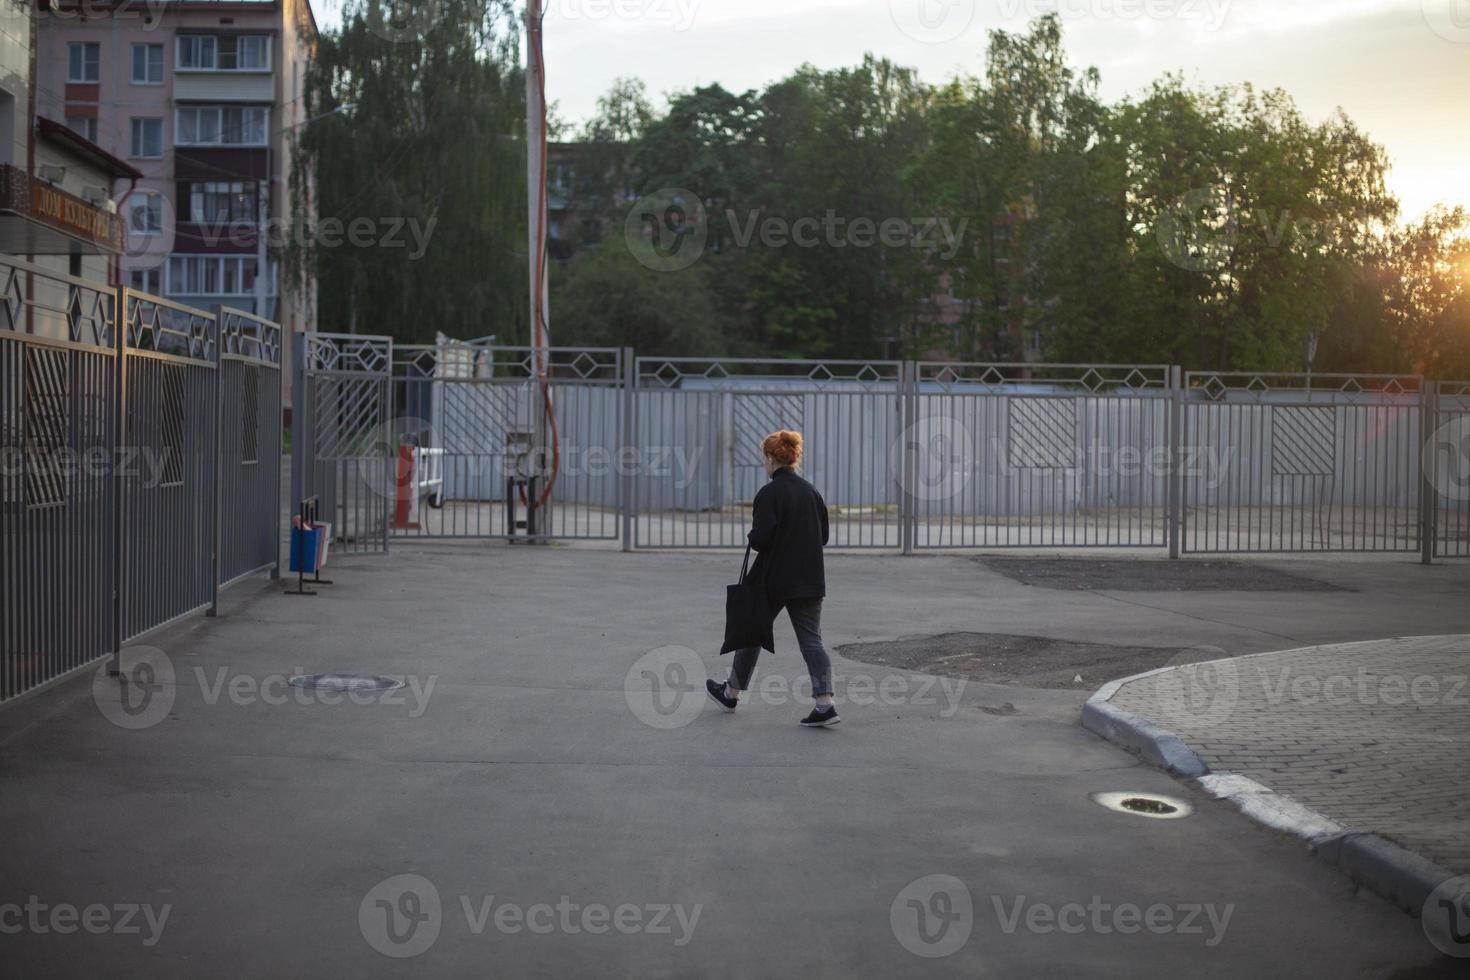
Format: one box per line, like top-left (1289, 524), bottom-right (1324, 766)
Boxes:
top-left (837, 632), bottom-right (1191, 690)
top-left (977, 556), bottom-right (1351, 592)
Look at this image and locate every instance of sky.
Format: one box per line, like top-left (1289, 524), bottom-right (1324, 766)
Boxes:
top-left (315, 0), bottom-right (1470, 223)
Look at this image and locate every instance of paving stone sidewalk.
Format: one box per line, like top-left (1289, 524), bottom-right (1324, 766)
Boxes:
top-left (1107, 635), bottom-right (1470, 875)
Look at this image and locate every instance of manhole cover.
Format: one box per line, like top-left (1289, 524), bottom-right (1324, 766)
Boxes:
top-left (287, 674), bottom-right (404, 692)
top-left (1090, 791), bottom-right (1193, 820)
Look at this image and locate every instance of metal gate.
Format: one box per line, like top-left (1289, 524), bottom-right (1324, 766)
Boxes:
top-left (386, 342), bottom-right (623, 540)
top-left (1429, 380), bottom-right (1470, 558)
top-left (1181, 372), bottom-right (1424, 554)
top-left (909, 363), bottom-right (1174, 549)
top-left (294, 333), bottom-right (393, 554)
top-left (632, 358), bottom-right (904, 549)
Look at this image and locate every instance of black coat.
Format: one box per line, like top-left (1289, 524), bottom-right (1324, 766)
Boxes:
top-left (747, 468), bottom-right (829, 603)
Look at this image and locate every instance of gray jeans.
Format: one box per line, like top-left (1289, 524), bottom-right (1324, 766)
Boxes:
top-left (729, 598), bottom-right (833, 698)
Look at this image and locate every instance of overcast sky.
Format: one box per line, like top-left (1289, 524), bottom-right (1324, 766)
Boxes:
top-left (318, 0), bottom-right (1470, 222)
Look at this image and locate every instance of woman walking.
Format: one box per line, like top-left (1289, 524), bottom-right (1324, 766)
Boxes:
top-left (706, 430), bottom-right (840, 727)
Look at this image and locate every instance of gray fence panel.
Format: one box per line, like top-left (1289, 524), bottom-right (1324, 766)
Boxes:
top-left (632, 359), bottom-right (904, 549)
top-left (219, 309), bottom-right (283, 583)
top-left (119, 292), bottom-right (219, 642)
top-left (1432, 381), bottom-right (1470, 558)
top-left (1182, 373), bottom-right (1424, 554)
top-left (0, 257), bottom-right (119, 702)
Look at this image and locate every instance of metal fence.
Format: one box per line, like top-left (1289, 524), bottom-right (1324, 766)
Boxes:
top-left (293, 342), bottom-right (1470, 566)
top-left (1, 255), bottom-right (283, 705)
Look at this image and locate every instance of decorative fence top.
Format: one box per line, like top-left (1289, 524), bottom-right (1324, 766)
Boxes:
top-left (637, 358), bottom-right (902, 390)
top-left (1186, 371), bottom-right (1423, 402)
top-left (393, 343), bottom-right (621, 383)
top-left (219, 308), bottom-right (282, 365)
top-left (125, 290), bottom-right (216, 363)
top-left (0, 253), bottom-right (117, 348)
top-left (306, 333), bottom-right (392, 374)
top-left (918, 362), bottom-right (1170, 393)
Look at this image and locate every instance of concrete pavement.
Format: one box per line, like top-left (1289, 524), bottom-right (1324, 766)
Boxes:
top-left (2, 547), bottom-right (1469, 976)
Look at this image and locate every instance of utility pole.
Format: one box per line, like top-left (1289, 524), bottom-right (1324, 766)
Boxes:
top-left (525, 0), bottom-right (551, 530)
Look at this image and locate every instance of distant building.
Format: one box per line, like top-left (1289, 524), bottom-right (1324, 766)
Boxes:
top-left (0, 2), bottom-right (139, 305)
top-left (36, 0), bottom-right (318, 340)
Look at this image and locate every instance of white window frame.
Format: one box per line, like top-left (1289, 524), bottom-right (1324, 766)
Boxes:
top-left (66, 116), bottom-right (99, 143)
top-left (129, 192), bottom-right (164, 235)
top-left (129, 268), bottom-right (161, 295)
top-left (130, 117), bottom-right (164, 159)
top-left (132, 43), bottom-right (164, 85)
top-left (67, 43), bottom-right (100, 83)
top-left (175, 34), bottom-right (271, 72)
top-left (165, 255), bottom-right (276, 298)
top-left (174, 106), bottom-right (269, 147)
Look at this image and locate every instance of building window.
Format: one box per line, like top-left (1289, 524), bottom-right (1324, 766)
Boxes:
top-left (179, 181), bottom-right (260, 224)
top-left (175, 106), bottom-right (268, 147)
top-left (129, 269), bottom-right (161, 295)
top-left (132, 43), bottom-right (164, 84)
top-left (67, 43), bottom-right (100, 83)
top-left (177, 35), bottom-right (270, 71)
top-left (129, 192), bottom-right (163, 234)
top-left (167, 255), bottom-right (272, 297)
top-left (176, 35), bottom-right (216, 69)
top-left (130, 117), bottom-right (163, 158)
top-left (66, 116), bottom-right (98, 142)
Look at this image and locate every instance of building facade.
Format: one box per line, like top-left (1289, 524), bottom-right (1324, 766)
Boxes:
top-left (36, 0), bottom-right (317, 338)
top-left (0, 1), bottom-right (139, 306)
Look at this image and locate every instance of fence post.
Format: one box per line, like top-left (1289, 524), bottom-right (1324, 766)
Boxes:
top-left (270, 330), bottom-right (284, 579)
top-left (290, 331), bottom-right (306, 522)
top-left (208, 316), bottom-right (223, 616)
top-left (1167, 365), bottom-right (1183, 559)
top-left (900, 360), bottom-right (916, 556)
top-left (622, 347), bottom-right (635, 552)
top-left (108, 287), bottom-right (129, 675)
top-left (1421, 380), bottom-right (1438, 566)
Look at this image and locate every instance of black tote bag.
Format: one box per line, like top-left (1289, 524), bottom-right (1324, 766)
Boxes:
top-left (720, 545), bottom-right (775, 655)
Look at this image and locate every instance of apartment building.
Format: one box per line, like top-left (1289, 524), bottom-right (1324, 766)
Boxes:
top-left (0, 1), bottom-right (138, 298)
top-left (36, 0), bottom-right (317, 337)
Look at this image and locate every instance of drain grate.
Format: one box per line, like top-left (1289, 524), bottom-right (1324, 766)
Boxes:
top-left (1090, 791), bottom-right (1193, 820)
top-left (287, 674), bottom-right (404, 693)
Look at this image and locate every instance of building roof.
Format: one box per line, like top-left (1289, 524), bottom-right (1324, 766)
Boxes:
top-left (36, 117), bottom-right (145, 181)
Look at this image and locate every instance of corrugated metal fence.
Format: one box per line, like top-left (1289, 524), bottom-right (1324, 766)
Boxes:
top-left (1, 255), bottom-right (282, 705)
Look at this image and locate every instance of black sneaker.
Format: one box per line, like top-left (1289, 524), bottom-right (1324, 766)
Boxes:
top-left (800, 705), bottom-right (841, 728)
top-left (706, 679), bottom-right (738, 713)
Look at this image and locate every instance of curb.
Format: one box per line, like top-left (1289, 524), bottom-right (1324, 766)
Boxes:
top-left (1083, 654), bottom-right (1462, 923)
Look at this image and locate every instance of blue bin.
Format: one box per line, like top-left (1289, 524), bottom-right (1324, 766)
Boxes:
top-left (288, 525), bottom-right (322, 574)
